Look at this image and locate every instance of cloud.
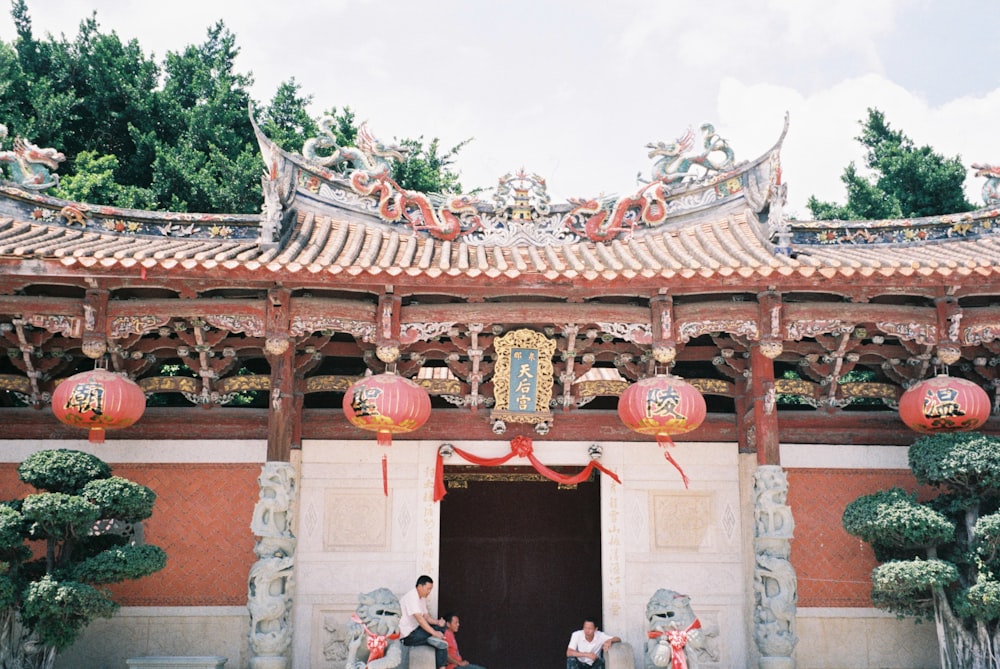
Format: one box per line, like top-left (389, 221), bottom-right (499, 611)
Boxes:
top-left (769, 0), bottom-right (905, 52)
top-left (718, 75), bottom-right (1000, 217)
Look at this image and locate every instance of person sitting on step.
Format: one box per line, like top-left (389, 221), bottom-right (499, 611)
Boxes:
top-left (566, 616), bottom-right (621, 669)
top-left (400, 575), bottom-right (449, 669)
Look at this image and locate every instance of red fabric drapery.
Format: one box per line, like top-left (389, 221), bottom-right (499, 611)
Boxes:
top-left (434, 435), bottom-right (621, 502)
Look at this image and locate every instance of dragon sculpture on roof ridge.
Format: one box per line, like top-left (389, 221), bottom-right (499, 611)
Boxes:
top-left (0, 123), bottom-right (65, 191)
top-left (646, 122), bottom-right (736, 184)
top-left (561, 123), bottom-right (741, 242)
top-left (302, 118), bottom-right (407, 175)
top-left (973, 163), bottom-right (1000, 206)
top-left (301, 117), bottom-right (485, 240)
top-left (290, 111), bottom-right (787, 246)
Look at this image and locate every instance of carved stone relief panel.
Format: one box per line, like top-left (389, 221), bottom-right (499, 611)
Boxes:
top-left (322, 491), bottom-right (389, 551)
top-left (650, 492), bottom-right (713, 550)
top-left (311, 605), bottom-right (354, 669)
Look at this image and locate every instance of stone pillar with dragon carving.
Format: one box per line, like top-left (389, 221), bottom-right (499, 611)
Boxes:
top-left (752, 466), bottom-right (797, 669)
top-left (248, 461), bottom-right (298, 669)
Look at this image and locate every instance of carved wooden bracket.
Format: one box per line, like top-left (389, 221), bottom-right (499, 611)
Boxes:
top-left (82, 289), bottom-right (108, 359)
top-left (376, 292), bottom-right (402, 363)
top-left (757, 290), bottom-right (783, 359)
top-left (935, 295), bottom-right (963, 365)
top-left (650, 294), bottom-right (676, 364)
top-left (264, 287), bottom-right (291, 356)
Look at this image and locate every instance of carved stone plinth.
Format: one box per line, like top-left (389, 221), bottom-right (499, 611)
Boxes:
top-left (248, 657), bottom-right (286, 669)
top-left (759, 657), bottom-right (795, 669)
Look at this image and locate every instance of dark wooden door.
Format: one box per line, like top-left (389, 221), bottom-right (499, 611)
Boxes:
top-left (439, 468), bottom-right (602, 669)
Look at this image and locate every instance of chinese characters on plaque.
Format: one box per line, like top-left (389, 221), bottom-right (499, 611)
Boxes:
top-left (491, 329), bottom-right (555, 425)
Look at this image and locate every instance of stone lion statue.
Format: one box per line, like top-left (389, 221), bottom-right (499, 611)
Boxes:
top-left (644, 589), bottom-right (712, 669)
top-left (345, 587), bottom-right (403, 669)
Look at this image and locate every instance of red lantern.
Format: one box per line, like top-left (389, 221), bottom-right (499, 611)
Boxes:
top-left (52, 369), bottom-right (147, 443)
top-left (618, 374), bottom-right (706, 488)
top-left (342, 373), bottom-right (431, 446)
top-left (618, 374), bottom-right (707, 441)
top-left (899, 374), bottom-right (990, 434)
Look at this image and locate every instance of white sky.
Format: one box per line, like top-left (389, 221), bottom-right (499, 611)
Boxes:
top-left (3, 0), bottom-right (999, 217)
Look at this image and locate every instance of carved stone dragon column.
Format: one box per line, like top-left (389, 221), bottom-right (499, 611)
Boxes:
top-left (248, 461), bottom-right (297, 669)
top-left (752, 465), bottom-right (797, 669)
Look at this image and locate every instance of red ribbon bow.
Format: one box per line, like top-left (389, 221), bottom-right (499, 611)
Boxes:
top-left (511, 434), bottom-right (533, 457)
top-left (351, 613), bottom-right (400, 663)
top-left (648, 618), bottom-right (701, 669)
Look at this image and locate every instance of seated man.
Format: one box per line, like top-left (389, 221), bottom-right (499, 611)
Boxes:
top-left (442, 612), bottom-right (487, 669)
top-left (566, 617), bottom-right (621, 669)
top-left (399, 575), bottom-right (449, 669)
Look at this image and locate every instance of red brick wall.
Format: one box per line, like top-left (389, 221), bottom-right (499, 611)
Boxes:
top-left (0, 459), bottom-right (932, 609)
top-left (0, 462), bottom-right (259, 606)
top-left (787, 468), bottom-right (925, 607)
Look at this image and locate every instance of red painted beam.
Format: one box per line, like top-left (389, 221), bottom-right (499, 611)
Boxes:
top-left (5, 407), bottom-right (1000, 447)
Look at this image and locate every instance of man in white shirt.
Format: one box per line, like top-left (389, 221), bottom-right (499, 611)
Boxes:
top-left (400, 574), bottom-right (449, 669)
top-left (566, 617), bottom-right (621, 669)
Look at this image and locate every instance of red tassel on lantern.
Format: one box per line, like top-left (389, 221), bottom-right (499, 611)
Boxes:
top-left (52, 369), bottom-right (147, 443)
top-left (617, 374), bottom-right (707, 488)
top-left (899, 374), bottom-right (990, 434)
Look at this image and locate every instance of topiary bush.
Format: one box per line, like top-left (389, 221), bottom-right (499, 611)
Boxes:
top-left (0, 449), bottom-right (166, 669)
top-left (844, 431), bottom-right (1000, 669)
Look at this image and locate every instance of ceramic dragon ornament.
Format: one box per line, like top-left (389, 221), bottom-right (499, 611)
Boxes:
top-left (561, 123), bottom-right (737, 242)
top-left (302, 117), bottom-right (484, 240)
top-left (973, 163), bottom-right (1000, 206)
top-left (0, 123), bottom-right (65, 190)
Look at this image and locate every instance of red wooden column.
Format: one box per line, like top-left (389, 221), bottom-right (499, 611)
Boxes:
top-left (735, 375), bottom-right (752, 454)
top-left (265, 288), bottom-right (296, 462)
top-left (749, 343), bottom-right (780, 465)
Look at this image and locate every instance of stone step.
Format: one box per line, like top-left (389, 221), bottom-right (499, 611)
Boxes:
top-left (401, 644), bottom-right (436, 669)
top-left (126, 658), bottom-right (228, 669)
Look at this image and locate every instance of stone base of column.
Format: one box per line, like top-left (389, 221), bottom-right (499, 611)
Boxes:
top-left (249, 656), bottom-right (288, 669)
top-left (759, 656), bottom-right (795, 669)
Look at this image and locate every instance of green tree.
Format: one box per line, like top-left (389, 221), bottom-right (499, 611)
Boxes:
top-left (0, 449), bottom-right (166, 669)
top-left (1, 5), bottom-right (473, 212)
top-left (302, 106), bottom-right (472, 194)
top-left (392, 135), bottom-right (472, 194)
top-left (808, 108), bottom-right (974, 220)
top-left (7, 1), bottom-right (160, 179)
top-left (144, 21), bottom-right (260, 213)
top-left (843, 432), bottom-right (1000, 668)
top-left (257, 79), bottom-right (319, 156)
top-left (53, 151), bottom-right (155, 210)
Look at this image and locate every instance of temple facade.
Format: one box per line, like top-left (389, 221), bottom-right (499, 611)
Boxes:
top-left (3, 113), bottom-right (1000, 668)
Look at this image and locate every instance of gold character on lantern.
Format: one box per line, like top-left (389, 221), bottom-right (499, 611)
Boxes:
top-left (351, 387), bottom-right (383, 417)
top-left (64, 382), bottom-right (105, 416)
top-left (922, 387), bottom-right (965, 418)
top-left (645, 387), bottom-right (685, 421)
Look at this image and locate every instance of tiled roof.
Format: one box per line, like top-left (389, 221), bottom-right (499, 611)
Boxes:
top-left (4, 205), bottom-right (1000, 282)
